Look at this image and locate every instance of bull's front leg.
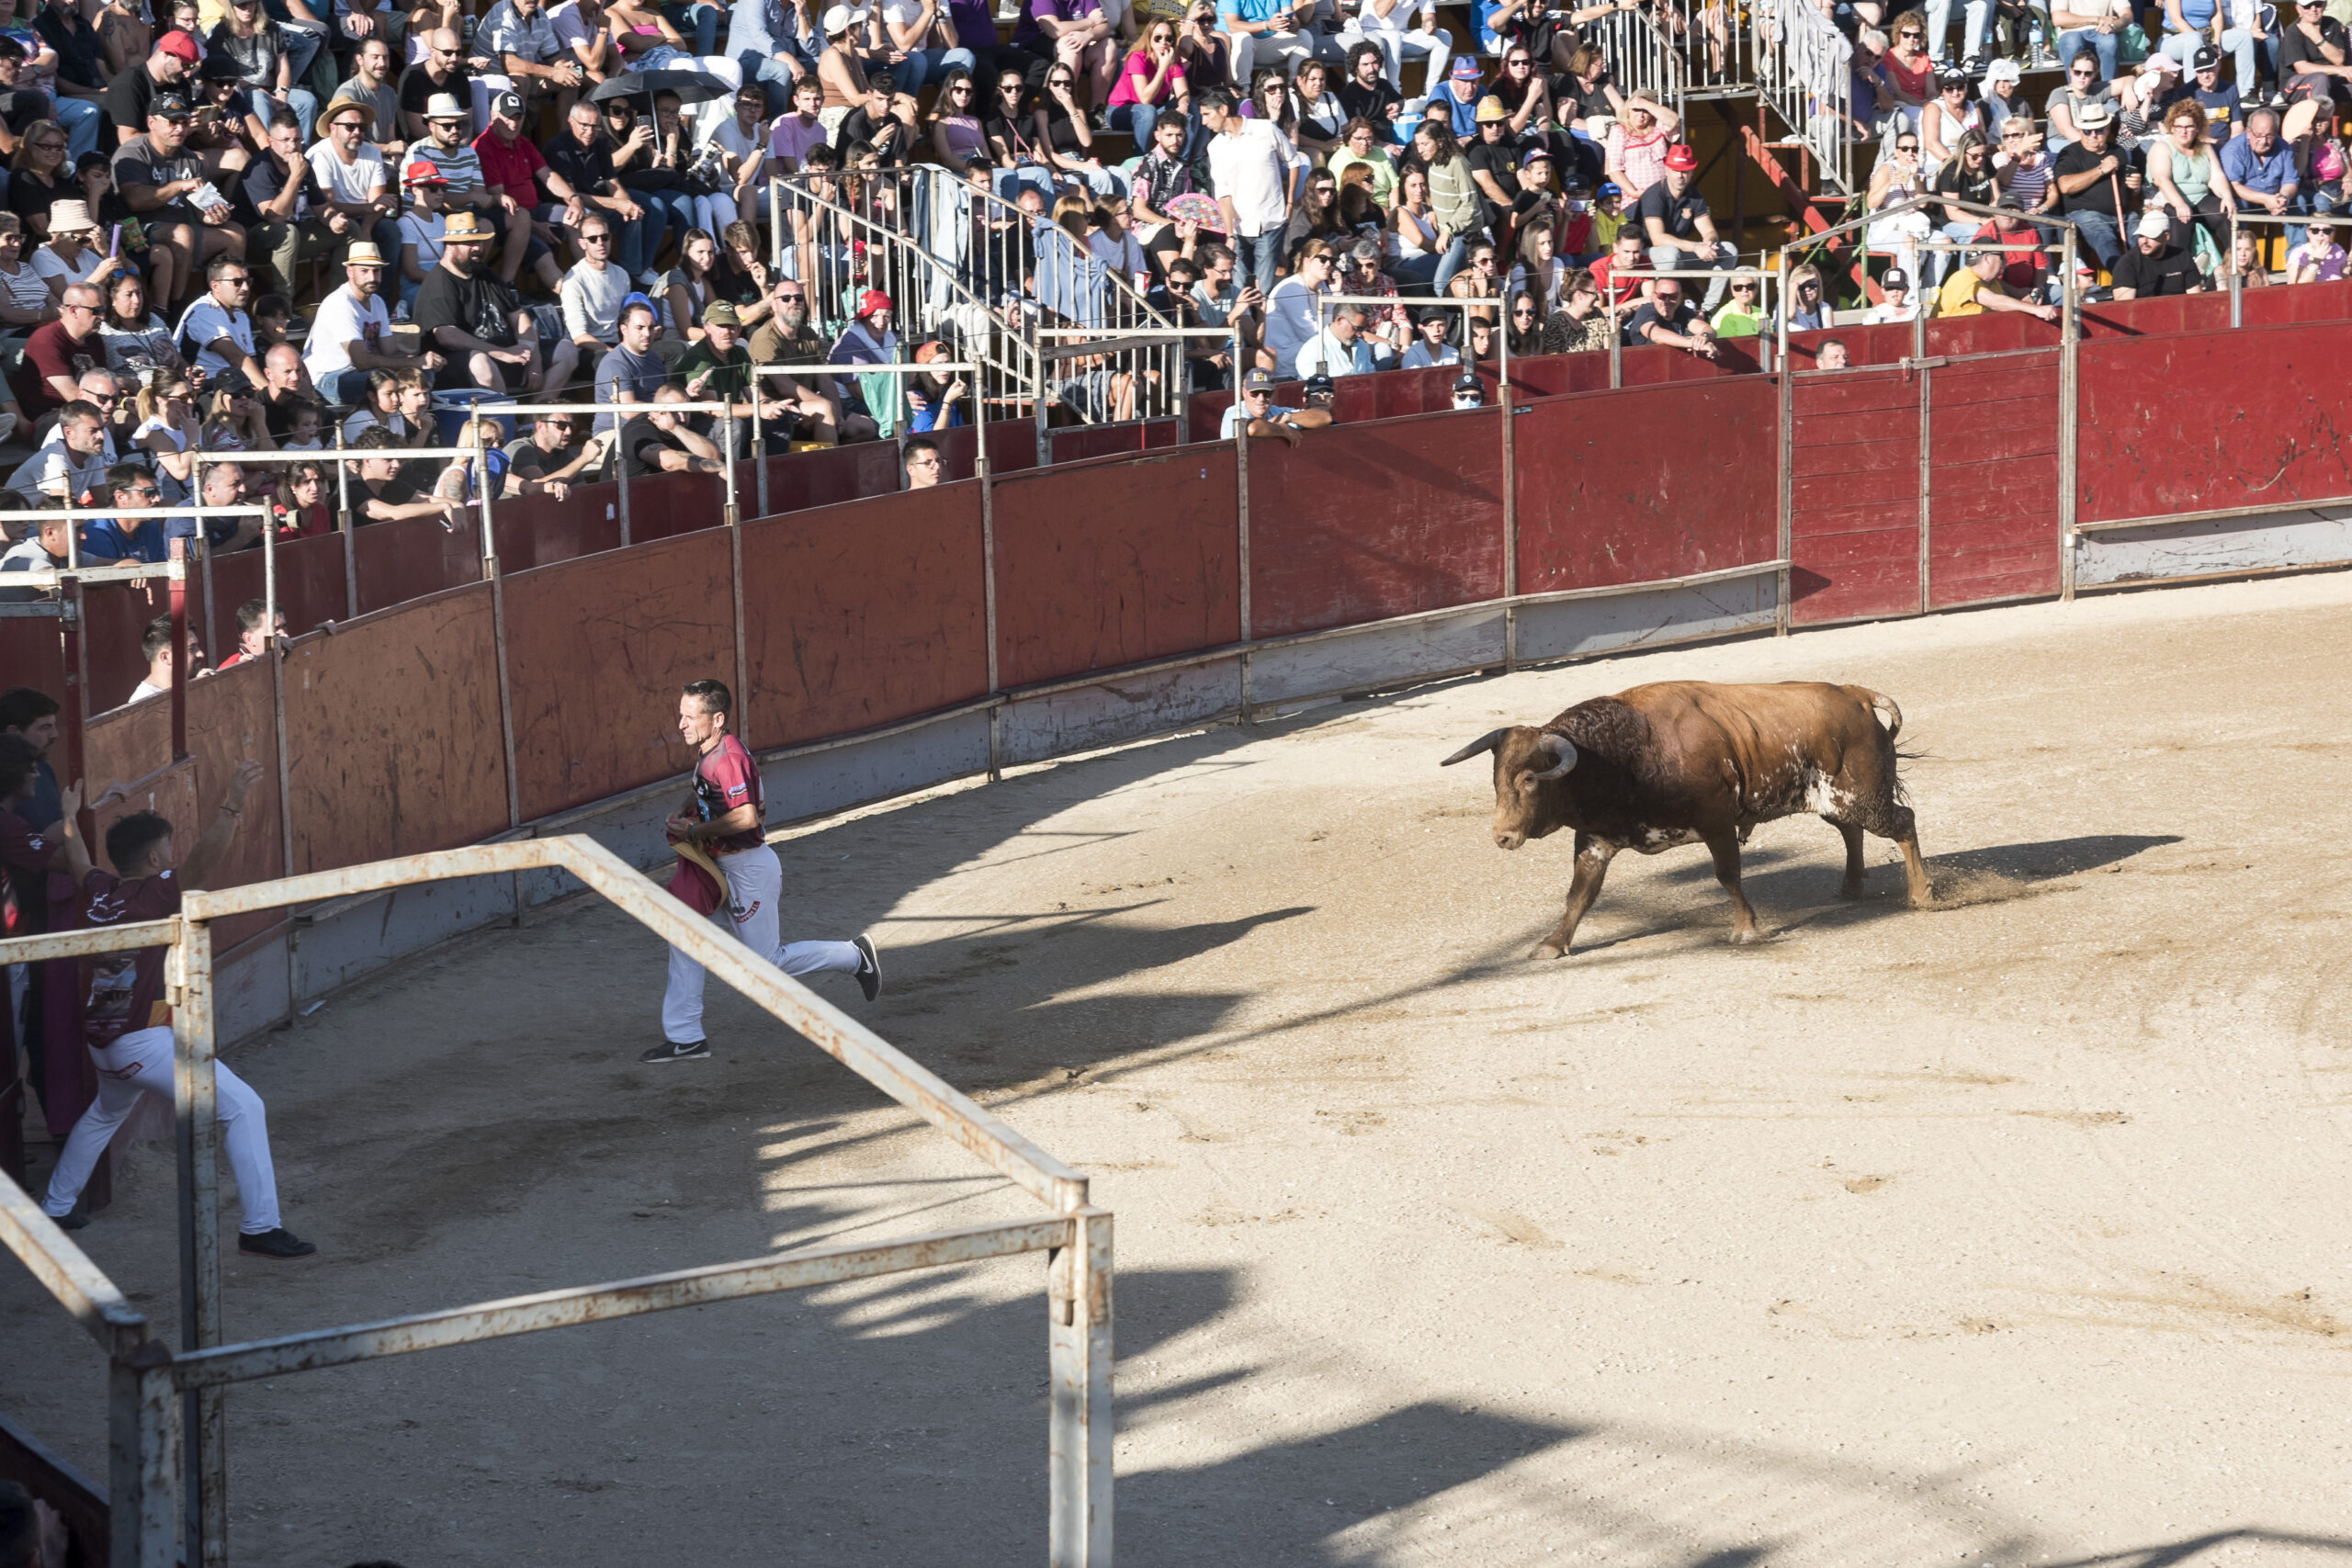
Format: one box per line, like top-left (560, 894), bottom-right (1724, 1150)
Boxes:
top-left (1703, 829), bottom-right (1764, 944)
top-left (1535, 832), bottom-right (1618, 959)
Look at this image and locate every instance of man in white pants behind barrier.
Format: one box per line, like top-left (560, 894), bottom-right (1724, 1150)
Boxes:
top-left (39, 757), bottom-right (318, 1259)
top-left (644, 679), bottom-right (880, 1065)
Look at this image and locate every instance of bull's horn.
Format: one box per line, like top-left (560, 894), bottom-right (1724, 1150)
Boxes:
top-left (1440, 728), bottom-right (1510, 767)
top-left (1528, 731), bottom-right (1578, 780)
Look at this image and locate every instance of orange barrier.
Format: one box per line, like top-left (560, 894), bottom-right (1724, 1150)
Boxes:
top-left (1245, 409), bottom-right (1504, 639)
top-left (279, 582), bottom-right (513, 869)
top-left (502, 530), bottom-right (734, 821)
top-left (1514, 378), bottom-right (1779, 594)
top-left (990, 446), bottom-right (1241, 688)
top-left (740, 482), bottom-right (991, 751)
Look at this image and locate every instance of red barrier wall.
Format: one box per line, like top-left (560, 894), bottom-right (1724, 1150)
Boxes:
top-left (741, 483), bottom-right (991, 751)
top-left (621, 470), bottom-right (729, 545)
top-left (1047, 418), bottom-right (1181, 465)
top-left (2076, 319), bottom-right (2352, 525)
top-left (278, 584), bottom-right (512, 871)
top-left (355, 514), bottom-right (482, 615)
top-left (80, 573), bottom-right (182, 715)
top-left (502, 529), bottom-right (735, 821)
top-left (1246, 408), bottom-right (1505, 639)
top-left (991, 446), bottom-right (1240, 687)
top-left (2242, 278), bottom-right (2352, 325)
top-left (176, 655), bottom-right (288, 952)
top-left (2079, 292), bottom-right (2233, 338)
top-left (1927, 350), bottom-right (2063, 609)
top-left (1789, 367), bottom-right (1925, 625)
top-left (205, 532), bottom-right (349, 637)
top-left (492, 490), bottom-right (625, 573)
top-left (0, 618), bottom-right (67, 706)
top-left (1515, 378), bottom-right (1779, 594)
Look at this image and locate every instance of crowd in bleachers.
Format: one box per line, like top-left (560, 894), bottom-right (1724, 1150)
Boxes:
top-left (0, 0), bottom-right (2335, 581)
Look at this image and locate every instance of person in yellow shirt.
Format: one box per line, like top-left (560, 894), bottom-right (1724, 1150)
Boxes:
top-left (1935, 248), bottom-right (2061, 321)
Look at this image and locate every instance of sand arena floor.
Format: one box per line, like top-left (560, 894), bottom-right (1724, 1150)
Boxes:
top-left (8, 570), bottom-right (2352, 1566)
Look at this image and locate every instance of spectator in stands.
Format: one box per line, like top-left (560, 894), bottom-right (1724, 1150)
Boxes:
top-left (328, 38), bottom-right (406, 164)
top-left (348, 426), bottom-right (462, 522)
top-left (2230, 221), bottom-right (2274, 279)
top-left (307, 101), bottom-right (402, 268)
top-left (1220, 363), bottom-right (1331, 442)
top-left (473, 89), bottom-right (571, 293)
top-left (1931, 130), bottom-right (1999, 279)
top-left (1541, 269), bottom-right (1611, 351)
top-left (2288, 214), bottom-right (2347, 276)
top-left (178, 255), bottom-right (264, 387)
top-left (1108, 17), bottom-right (1190, 146)
top-left (733, 0), bottom-right (822, 99)
top-left (1296, 299), bottom-right (1374, 375)
top-left (2222, 107), bottom-right (2299, 240)
top-left (80, 465), bottom-right (166, 560)
top-left (1398, 305), bottom-right (1457, 365)
top-left (829, 286), bottom-right (899, 365)
top-left (620, 382), bottom-right (726, 474)
top-left (1627, 275), bottom-right (1715, 356)
top-left (1343, 0), bottom-right (1449, 96)
top-left (397, 28), bottom-right (475, 144)
top-left (1503, 288), bottom-right (1540, 353)
top-left (1638, 142), bottom-right (1736, 310)
top-left (13, 280), bottom-right (103, 420)
top-left (1994, 114), bottom-right (2056, 216)
top-left (1260, 235), bottom-right (1331, 371)
top-left (2052, 97), bottom-right (2136, 267)
top-left (2279, 0), bottom-right (2351, 106)
top-left (1864, 265), bottom-right (1921, 319)
top-left (1603, 93), bottom-right (1678, 201)
top-left (256, 342), bottom-right (314, 436)
top-left (1939, 243), bottom-right (2064, 314)
top-left (1709, 268), bottom-right (1765, 335)
top-left (414, 209), bottom-right (573, 396)
top-left (1980, 56), bottom-right (2029, 135)
top-left (1816, 338), bottom-right (1850, 368)
top-left (70, 367), bottom-right (124, 457)
top-left (594, 296), bottom-right (666, 432)
top-left (2052, 2), bottom-right (2122, 84)
top-left (270, 458), bottom-right (331, 534)
top-left (115, 92), bottom-right (246, 313)
top-left (2157, 0), bottom-right (2260, 101)
top-left (187, 459), bottom-right (264, 550)
top-left (1922, 66), bottom-right (1982, 165)
top-left (30, 201), bottom-right (121, 305)
top-left (561, 211), bottom-right (627, 368)
top-left (482, 0), bottom-right (583, 118)
top-left (101, 31), bottom-right (197, 142)
top-left (5, 399), bottom-right (107, 503)
top-left (1204, 86), bottom-right (1294, 292)
top-left (901, 433), bottom-right (942, 488)
top-left (127, 609), bottom-right (202, 701)
top-left (0, 508), bottom-right (80, 591)
top-left (2147, 99), bottom-right (2233, 258)
top-left (679, 301), bottom-right (789, 447)
top-left (506, 410), bottom-right (594, 489)
top-left (2112, 205), bottom-right (2211, 291)
top-left (209, 0), bottom-right (319, 141)
top-left (306, 243), bottom-right (435, 406)
top-left (214, 596), bottom-right (285, 669)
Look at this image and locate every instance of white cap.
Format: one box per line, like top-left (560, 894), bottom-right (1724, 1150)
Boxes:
top-left (820, 3), bottom-right (863, 32)
top-left (2136, 208), bottom-right (2170, 239)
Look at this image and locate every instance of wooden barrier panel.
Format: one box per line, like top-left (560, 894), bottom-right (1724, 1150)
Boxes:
top-left (1046, 418), bottom-right (1182, 466)
top-left (991, 446), bottom-right (1241, 688)
top-left (493, 489), bottom-right (624, 573)
top-left (1246, 408), bottom-right (1505, 639)
top-left (2076, 320), bottom-right (2352, 525)
top-left (0, 617), bottom-right (67, 706)
top-left (502, 529), bottom-right (735, 821)
top-left (1927, 349), bottom-right (2063, 610)
top-left (178, 653), bottom-right (288, 952)
top-left (1789, 367), bottom-right (1926, 625)
top-left (2241, 278), bottom-right (2352, 326)
top-left (740, 482), bottom-right (991, 751)
top-left (83, 681), bottom-right (173, 799)
top-left (1514, 378), bottom-right (1779, 594)
top-left (2079, 291), bottom-right (2233, 338)
top-left (279, 583), bottom-right (512, 871)
top-left (80, 575), bottom-right (182, 716)
top-left (1786, 322), bottom-right (1917, 369)
top-left (623, 469), bottom-right (729, 545)
top-left (205, 531), bottom-right (348, 637)
top-left (354, 513), bottom-right (483, 615)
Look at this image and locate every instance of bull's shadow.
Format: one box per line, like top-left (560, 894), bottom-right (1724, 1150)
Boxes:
top-left (1560, 832), bottom-right (2185, 953)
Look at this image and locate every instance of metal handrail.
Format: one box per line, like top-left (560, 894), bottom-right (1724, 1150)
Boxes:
top-left (1758, 0), bottom-right (1857, 196)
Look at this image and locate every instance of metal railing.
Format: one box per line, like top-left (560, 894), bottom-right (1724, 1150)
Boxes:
top-left (1679, 0), bottom-right (1756, 94)
top-left (0, 834), bottom-right (1113, 1568)
top-left (1758, 0), bottom-right (1857, 196)
top-left (1589, 4), bottom-right (1690, 118)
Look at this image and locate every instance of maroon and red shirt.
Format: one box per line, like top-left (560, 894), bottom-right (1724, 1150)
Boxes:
top-left (81, 868), bottom-right (179, 1049)
top-left (690, 734), bottom-right (766, 855)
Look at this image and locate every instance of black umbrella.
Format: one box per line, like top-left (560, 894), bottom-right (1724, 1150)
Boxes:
top-left (584, 68), bottom-right (733, 107)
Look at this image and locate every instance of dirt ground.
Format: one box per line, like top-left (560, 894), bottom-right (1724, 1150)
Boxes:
top-left (10, 570), bottom-right (2352, 1567)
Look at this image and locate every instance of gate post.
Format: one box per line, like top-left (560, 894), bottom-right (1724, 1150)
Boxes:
top-left (109, 1342), bottom-right (181, 1568)
top-left (1047, 1207), bottom-right (1114, 1568)
top-left (2059, 226), bottom-right (2080, 602)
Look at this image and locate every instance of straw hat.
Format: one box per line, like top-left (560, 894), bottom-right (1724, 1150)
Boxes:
top-left (46, 199), bottom-right (92, 236)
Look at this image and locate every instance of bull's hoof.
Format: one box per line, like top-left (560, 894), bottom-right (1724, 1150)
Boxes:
top-left (1838, 878), bottom-right (1868, 900)
top-left (1531, 942), bottom-right (1568, 960)
top-left (1908, 888), bottom-right (1936, 909)
top-left (1727, 927), bottom-right (1762, 946)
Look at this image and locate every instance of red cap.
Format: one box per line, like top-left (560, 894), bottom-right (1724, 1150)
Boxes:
top-left (857, 288), bottom-right (893, 317)
top-left (1663, 143), bottom-right (1697, 172)
top-left (156, 28), bottom-right (200, 62)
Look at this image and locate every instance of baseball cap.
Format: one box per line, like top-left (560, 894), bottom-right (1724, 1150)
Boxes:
top-left (402, 158), bottom-right (450, 186)
top-left (1450, 56), bottom-right (1482, 79)
top-left (821, 2), bottom-right (863, 32)
top-left (1301, 373), bottom-right (1337, 400)
top-left (1452, 369), bottom-right (1483, 393)
top-left (1521, 146), bottom-right (1553, 167)
top-left (492, 89), bottom-right (525, 119)
top-left (1882, 266), bottom-right (1911, 292)
top-left (1664, 143), bottom-right (1697, 171)
top-left (2136, 208), bottom-right (2170, 238)
top-left (1597, 180), bottom-right (1623, 198)
top-left (704, 301), bottom-right (741, 326)
top-left (148, 93), bottom-right (191, 120)
top-left (155, 28), bottom-right (199, 62)
top-left (2074, 98), bottom-right (2113, 130)
top-left (1239, 367), bottom-right (1276, 393)
top-left (1474, 95), bottom-right (1508, 123)
top-left (856, 288), bottom-right (892, 317)
top-left (2192, 43), bottom-right (2220, 68)
top-left (1936, 65), bottom-right (1968, 87)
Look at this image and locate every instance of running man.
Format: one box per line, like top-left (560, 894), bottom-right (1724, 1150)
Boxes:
top-left (39, 757), bottom-right (318, 1258)
top-left (646, 679), bottom-right (880, 1065)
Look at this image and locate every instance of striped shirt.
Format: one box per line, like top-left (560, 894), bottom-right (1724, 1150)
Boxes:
top-left (1996, 149), bottom-right (2050, 214)
top-left (411, 141), bottom-right (486, 196)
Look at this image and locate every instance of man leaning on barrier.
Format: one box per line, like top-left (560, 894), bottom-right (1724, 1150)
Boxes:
top-left (1219, 363), bottom-right (1333, 445)
top-left (36, 755), bottom-right (319, 1259)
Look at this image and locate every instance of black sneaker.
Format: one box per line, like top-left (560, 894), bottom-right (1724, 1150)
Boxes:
top-left (238, 1227), bottom-right (317, 1259)
top-left (639, 1039), bottom-right (711, 1064)
top-left (51, 1210), bottom-right (89, 1232)
top-left (854, 935), bottom-right (881, 1002)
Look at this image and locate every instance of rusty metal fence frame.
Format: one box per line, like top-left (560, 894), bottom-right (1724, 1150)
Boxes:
top-left (0, 833), bottom-right (1113, 1568)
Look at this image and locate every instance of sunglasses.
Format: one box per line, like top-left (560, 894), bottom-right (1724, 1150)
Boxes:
top-left (1898, 28), bottom-right (1921, 36)
top-left (581, 231), bottom-right (611, 242)
top-left (1896, 141), bottom-right (1918, 151)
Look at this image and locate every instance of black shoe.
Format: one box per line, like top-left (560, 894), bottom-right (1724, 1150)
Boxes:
top-left (639, 1038), bottom-right (711, 1064)
top-left (854, 934), bottom-right (881, 1002)
top-left (238, 1227), bottom-right (316, 1259)
top-left (51, 1210), bottom-right (88, 1232)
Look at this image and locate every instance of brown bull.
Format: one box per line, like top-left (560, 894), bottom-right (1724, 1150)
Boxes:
top-left (1441, 681), bottom-right (1932, 957)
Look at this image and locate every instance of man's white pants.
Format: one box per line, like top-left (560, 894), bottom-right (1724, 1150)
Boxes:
top-left (41, 1025), bottom-right (282, 1234)
top-left (661, 843), bottom-right (862, 1045)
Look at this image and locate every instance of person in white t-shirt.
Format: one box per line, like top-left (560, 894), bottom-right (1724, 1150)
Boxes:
top-left (31, 200), bottom-right (127, 306)
top-left (396, 158), bottom-right (453, 313)
top-left (692, 81), bottom-right (770, 236)
top-left (174, 257), bottom-right (264, 384)
top-left (305, 101), bottom-right (402, 264)
top-left (305, 243), bottom-right (440, 405)
top-left (1259, 239), bottom-right (1334, 374)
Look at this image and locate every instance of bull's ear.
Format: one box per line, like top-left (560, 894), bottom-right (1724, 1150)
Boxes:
top-left (1441, 728), bottom-right (1510, 767)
